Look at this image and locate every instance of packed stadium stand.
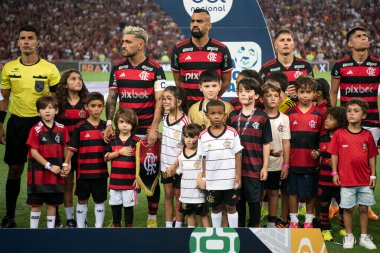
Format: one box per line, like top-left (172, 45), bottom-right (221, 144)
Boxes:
top-left (0, 0), bottom-right (379, 61)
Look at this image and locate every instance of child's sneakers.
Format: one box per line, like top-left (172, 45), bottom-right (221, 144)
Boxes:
top-left (298, 203), bottom-right (306, 217)
top-left (261, 206), bottom-right (269, 220)
top-left (368, 208), bottom-right (379, 221)
top-left (289, 222), bottom-right (299, 228)
top-left (147, 218), bottom-right (157, 228)
top-left (275, 218), bottom-right (289, 228)
top-left (339, 228), bottom-right (347, 237)
top-left (343, 234), bottom-right (356, 249)
top-left (303, 222), bottom-right (313, 228)
top-left (322, 230), bottom-right (333, 242)
top-left (359, 235), bottom-right (377, 250)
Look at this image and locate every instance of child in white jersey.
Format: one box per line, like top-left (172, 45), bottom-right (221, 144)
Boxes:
top-left (161, 86), bottom-right (190, 228)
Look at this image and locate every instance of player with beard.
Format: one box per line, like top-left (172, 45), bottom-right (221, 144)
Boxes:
top-left (171, 9), bottom-right (233, 107)
top-left (105, 26), bottom-right (165, 228)
top-left (260, 29), bottom-right (313, 100)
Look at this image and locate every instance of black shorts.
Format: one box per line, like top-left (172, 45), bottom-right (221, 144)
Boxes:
top-left (180, 202), bottom-right (208, 216)
top-left (161, 173), bottom-right (181, 189)
top-left (26, 192), bottom-right (64, 206)
top-left (264, 171), bottom-right (282, 190)
top-left (243, 177), bottom-right (264, 203)
top-left (318, 185), bottom-right (341, 203)
top-left (76, 178), bottom-right (108, 203)
top-left (4, 114), bottom-right (40, 165)
top-left (206, 189), bottom-right (238, 208)
top-left (287, 172), bottom-right (318, 199)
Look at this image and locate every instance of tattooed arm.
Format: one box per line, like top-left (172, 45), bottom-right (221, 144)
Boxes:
top-left (105, 89), bottom-right (118, 141)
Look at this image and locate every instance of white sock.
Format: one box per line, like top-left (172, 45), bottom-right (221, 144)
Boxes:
top-left (76, 203), bottom-right (88, 228)
top-left (211, 212), bottom-right (222, 228)
top-left (94, 203), bottom-right (105, 228)
top-left (65, 207), bottom-right (74, 220)
top-left (188, 225), bottom-right (195, 228)
top-left (262, 202), bottom-right (268, 209)
top-left (361, 234), bottom-right (368, 239)
top-left (289, 213), bottom-right (299, 223)
top-left (47, 216), bottom-right (56, 228)
top-left (305, 214), bottom-right (314, 223)
top-left (227, 212), bottom-right (239, 228)
top-left (267, 222), bottom-right (276, 228)
top-left (165, 221), bottom-right (173, 228)
top-left (175, 221), bottom-right (183, 228)
top-left (30, 211), bottom-right (41, 229)
top-left (148, 214), bottom-right (157, 220)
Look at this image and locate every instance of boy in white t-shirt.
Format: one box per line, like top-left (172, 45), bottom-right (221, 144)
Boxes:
top-left (197, 100), bottom-right (243, 228)
top-left (262, 82), bottom-right (291, 227)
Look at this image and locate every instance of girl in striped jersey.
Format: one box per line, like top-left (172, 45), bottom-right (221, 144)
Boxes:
top-left (168, 124), bottom-right (210, 228)
top-left (160, 86), bottom-right (190, 228)
top-left (56, 70), bottom-right (89, 228)
top-left (314, 78), bottom-right (331, 117)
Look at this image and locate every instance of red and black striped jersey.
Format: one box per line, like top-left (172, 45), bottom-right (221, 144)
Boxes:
top-left (318, 133), bottom-right (335, 187)
top-left (68, 120), bottom-right (108, 179)
top-left (105, 135), bottom-right (140, 190)
top-left (109, 57), bottom-right (166, 135)
top-left (228, 97), bottom-right (264, 112)
top-left (171, 38), bottom-right (233, 106)
top-left (316, 100), bottom-right (330, 118)
top-left (26, 121), bottom-right (69, 194)
top-left (331, 54), bottom-right (380, 127)
top-left (260, 57), bottom-right (314, 86)
top-left (58, 99), bottom-right (88, 136)
top-left (227, 109), bottom-right (272, 178)
top-left (286, 105), bottom-right (323, 173)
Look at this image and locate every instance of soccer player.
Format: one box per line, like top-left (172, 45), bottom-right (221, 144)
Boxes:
top-left (0, 25), bottom-right (61, 228)
top-left (171, 9), bottom-right (233, 107)
top-left (26, 96), bottom-right (69, 228)
top-left (329, 99), bottom-right (378, 250)
top-left (286, 76), bottom-right (323, 228)
top-left (65, 92), bottom-right (108, 228)
top-left (260, 29), bottom-right (313, 99)
top-left (105, 26), bottom-right (165, 228)
top-left (330, 26), bottom-right (380, 220)
top-left (198, 100), bottom-right (243, 228)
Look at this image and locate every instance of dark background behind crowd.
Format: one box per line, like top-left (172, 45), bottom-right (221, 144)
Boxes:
top-left (0, 0), bottom-right (379, 62)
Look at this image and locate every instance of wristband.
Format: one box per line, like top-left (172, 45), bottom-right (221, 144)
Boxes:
top-left (106, 120), bottom-right (112, 126)
top-left (331, 171), bottom-right (338, 176)
top-left (370, 176), bottom-right (376, 180)
top-left (62, 163), bottom-right (69, 167)
top-left (202, 177), bottom-right (206, 181)
top-left (0, 111), bottom-right (6, 123)
top-left (282, 163), bottom-right (289, 169)
top-left (45, 162), bottom-right (52, 170)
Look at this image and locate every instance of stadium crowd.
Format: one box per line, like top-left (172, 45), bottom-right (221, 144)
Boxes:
top-left (0, 0), bottom-right (183, 62)
top-left (1, 1), bottom-right (380, 62)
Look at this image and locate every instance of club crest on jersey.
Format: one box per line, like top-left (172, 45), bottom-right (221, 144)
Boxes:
top-left (362, 143), bottom-right (367, 150)
top-left (223, 140), bottom-right (232, 149)
top-left (194, 161), bottom-right (201, 170)
top-left (55, 134), bottom-right (61, 143)
top-left (366, 67), bottom-right (376, 76)
top-left (309, 120), bottom-right (317, 129)
top-left (79, 109), bottom-right (87, 118)
top-left (207, 52), bottom-right (217, 62)
top-left (173, 131), bottom-right (181, 141)
top-left (139, 71), bottom-right (150, 81)
top-left (294, 71), bottom-right (303, 79)
top-left (277, 123), bottom-right (284, 132)
top-left (35, 81), bottom-right (44, 92)
top-left (251, 122), bottom-right (260, 129)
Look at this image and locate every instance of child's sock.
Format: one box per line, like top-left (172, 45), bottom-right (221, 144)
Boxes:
top-left (188, 225), bottom-right (195, 228)
top-left (305, 214), bottom-right (314, 223)
top-left (94, 202), bottom-right (105, 228)
top-left (148, 214), bottom-right (157, 220)
top-left (211, 212), bottom-right (223, 227)
top-left (262, 202), bottom-right (268, 209)
top-left (65, 206), bottom-right (74, 220)
top-left (111, 205), bottom-right (122, 226)
top-left (361, 234), bottom-right (368, 239)
top-left (165, 221), bottom-right (173, 228)
top-left (289, 213), bottom-right (299, 223)
top-left (30, 211), bottom-right (41, 229)
top-left (47, 215), bottom-right (56, 228)
top-left (175, 221), bottom-right (183, 228)
top-left (227, 212), bottom-right (239, 228)
top-left (124, 206), bottom-right (133, 227)
top-left (76, 203), bottom-right (88, 228)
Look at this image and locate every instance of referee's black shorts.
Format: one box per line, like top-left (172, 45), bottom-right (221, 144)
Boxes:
top-left (4, 114), bottom-right (40, 165)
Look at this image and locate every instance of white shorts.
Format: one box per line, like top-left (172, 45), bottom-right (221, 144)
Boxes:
top-left (363, 126), bottom-right (380, 145)
top-left (109, 189), bottom-right (138, 207)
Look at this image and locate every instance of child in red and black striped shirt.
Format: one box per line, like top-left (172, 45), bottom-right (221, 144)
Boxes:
top-left (312, 107), bottom-right (347, 241)
top-left (105, 108), bottom-right (140, 227)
